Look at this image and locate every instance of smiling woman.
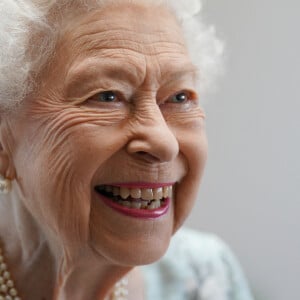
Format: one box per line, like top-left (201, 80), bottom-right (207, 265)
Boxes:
top-left (0, 0), bottom-right (252, 300)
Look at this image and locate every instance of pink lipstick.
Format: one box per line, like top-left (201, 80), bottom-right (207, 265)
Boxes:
top-left (94, 183), bottom-right (173, 219)
top-left (98, 193), bottom-right (170, 218)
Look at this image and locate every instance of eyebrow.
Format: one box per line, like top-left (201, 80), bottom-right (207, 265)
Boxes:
top-left (65, 57), bottom-right (199, 98)
top-left (160, 64), bottom-right (199, 85)
top-left (65, 58), bottom-right (142, 89)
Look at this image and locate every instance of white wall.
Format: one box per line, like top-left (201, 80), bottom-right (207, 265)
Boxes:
top-left (187, 1), bottom-right (300, 300)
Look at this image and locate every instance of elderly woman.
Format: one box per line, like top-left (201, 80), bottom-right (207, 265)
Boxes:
top-left (0, 0), bottom-right (253, 299)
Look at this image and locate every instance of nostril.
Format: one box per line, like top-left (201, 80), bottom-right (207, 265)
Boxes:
top-left (136, 151), bottom-right (160, 163)
top-left (126, 134), bottom-right (179, 163)
top-left (137, 151), bottom-right (147, 156)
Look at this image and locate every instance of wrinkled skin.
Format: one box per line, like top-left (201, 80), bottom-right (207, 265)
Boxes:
top-left (0, 3), bottom-right (207, 299)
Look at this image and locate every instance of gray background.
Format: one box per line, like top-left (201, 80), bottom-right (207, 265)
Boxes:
top-left (187, 1), bottom-right (300, 300)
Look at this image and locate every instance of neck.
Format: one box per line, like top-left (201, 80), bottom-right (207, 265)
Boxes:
top-left (0, 191), bottom-right (140, 300)
top-left (55, 252), bottom-right (132, 300)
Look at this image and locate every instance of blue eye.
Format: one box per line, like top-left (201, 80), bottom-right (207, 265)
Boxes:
top-left (96, 91), bottom-right (117, 102)
top-left (170, 92), bottom-right (189, 103)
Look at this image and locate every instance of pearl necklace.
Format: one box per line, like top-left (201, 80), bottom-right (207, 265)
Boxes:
top-left (0, 247), bottom-right (21, 300)
top-left (109, 277), bottom-right (129, 300)
top-left (0, 245), bottom-right (128, 300)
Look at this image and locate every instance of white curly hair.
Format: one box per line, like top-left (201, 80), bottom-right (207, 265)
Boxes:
top-left (0, 0), bottom-right (223, 111)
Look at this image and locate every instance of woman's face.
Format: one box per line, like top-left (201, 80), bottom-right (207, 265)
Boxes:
top-left (4, 3), bottom-right (207, 265)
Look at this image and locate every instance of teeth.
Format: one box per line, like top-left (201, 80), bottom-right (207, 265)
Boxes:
top-left (163, 186), bottom-right (169, 198)
top-left (141, 189), bottom-right (153, 201)
top-left (168, 186), bottom-right (173, 198)
top-left (98, 184), bottom-right (173, 204)
top-left (122, 201), bottom-right (131, 208)
top-left (130, 188), bottom-right (141, 199)
top-left (118, 199), bottom-right (162, 210)
top-left (153, 187), bottom-right (163, 200)
top-left (120, 187), bottom-right (130, 199)
top-left (147, 200), bottom-right (161, 210)
top-left (147, 202), bottom-right (156, 210)
top-left (131, 202), bottom-right (142, 209)
top-left (141, 200), bottom-right (149, 209)
top-left (153, 200), bottom-right (161, 209)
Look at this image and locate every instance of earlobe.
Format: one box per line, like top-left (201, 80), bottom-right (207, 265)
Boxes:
top-left (0, 143), bottom-right (8, 172)
top-left (0, 174), bottom-right (11, 194)
top-left (0, 147), bottom-right (13, 194)
top-left (0, 122), bottom-right (16, 181)
top-left (0, 145), bottom-right (15, 178)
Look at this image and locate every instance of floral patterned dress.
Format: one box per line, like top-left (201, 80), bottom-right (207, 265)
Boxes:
top-left (142, 227), bottom-right (254, 300)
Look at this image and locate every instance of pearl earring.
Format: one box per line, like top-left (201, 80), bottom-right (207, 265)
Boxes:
top-left (0, 175), bottom-right (11, 194)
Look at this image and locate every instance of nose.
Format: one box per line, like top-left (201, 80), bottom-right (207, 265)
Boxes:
top-left (126, 105), bottom-right (179, 163)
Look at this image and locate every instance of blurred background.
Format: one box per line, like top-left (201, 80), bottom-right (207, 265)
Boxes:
top-left (187, 1), bottom-right (300, 300)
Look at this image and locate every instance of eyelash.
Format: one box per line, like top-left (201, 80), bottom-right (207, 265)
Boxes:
top-left (167, 91), bottom-right (193, 104)
top-left (87, 91), bottom-right (121, 103)
top-left (87, 90), bottom-right (196, 105)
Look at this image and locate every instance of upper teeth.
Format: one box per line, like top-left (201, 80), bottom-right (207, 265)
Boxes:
top-left (103, 185), bottom-right (173, 201)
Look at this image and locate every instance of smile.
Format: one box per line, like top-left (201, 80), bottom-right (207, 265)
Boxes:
top-left (95, 184), bottom-right (173, 218)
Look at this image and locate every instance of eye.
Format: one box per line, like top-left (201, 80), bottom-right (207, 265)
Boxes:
top-left (168, 91), bottom-right (191, 104)
top-left (89, 91), bottom-right (118, 102)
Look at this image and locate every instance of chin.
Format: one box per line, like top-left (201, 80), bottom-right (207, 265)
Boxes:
top-left (89, 189), bottom-right (175, 266)
top-left (96, 235), bottom-right (172, 266)
top-left (89, 215), bottom-right (174, 266)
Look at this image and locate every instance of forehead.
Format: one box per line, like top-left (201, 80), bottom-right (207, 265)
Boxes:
top-left (62, 3), bottom-right (185, 49)
top-left (54, 3), bottom-right (194, 83)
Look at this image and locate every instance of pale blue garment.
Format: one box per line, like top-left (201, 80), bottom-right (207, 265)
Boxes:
top-left (142, 227), bottom-right (254, 300)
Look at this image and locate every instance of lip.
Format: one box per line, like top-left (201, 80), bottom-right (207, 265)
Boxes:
top-left (97, 193), bottom-right (170, 219)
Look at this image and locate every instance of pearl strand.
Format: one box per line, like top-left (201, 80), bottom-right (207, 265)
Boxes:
top-left (0, 247), bottom-right (21, 300)
top-left (110, 277), bottom-right (128, 300)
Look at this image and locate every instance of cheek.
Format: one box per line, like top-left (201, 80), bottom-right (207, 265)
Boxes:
top-left (170, 109), bottom-right (207, 177)
top-left (170, 116), bottom-right (208, 232)
top-left (19, 106), bottom-right (129, 181)
top-left (13, 109), bottom-right (130, 246)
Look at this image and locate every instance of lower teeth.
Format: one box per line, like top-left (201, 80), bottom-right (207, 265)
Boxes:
top-left (116, 198), bottom-right (163, 210)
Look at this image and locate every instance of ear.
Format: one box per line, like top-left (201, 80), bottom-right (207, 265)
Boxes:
top-left (0, 118), bottom-right (16, 180)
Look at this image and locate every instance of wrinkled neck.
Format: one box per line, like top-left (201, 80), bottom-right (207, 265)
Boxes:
top-left (0, 189), bottom-right (138, 300)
